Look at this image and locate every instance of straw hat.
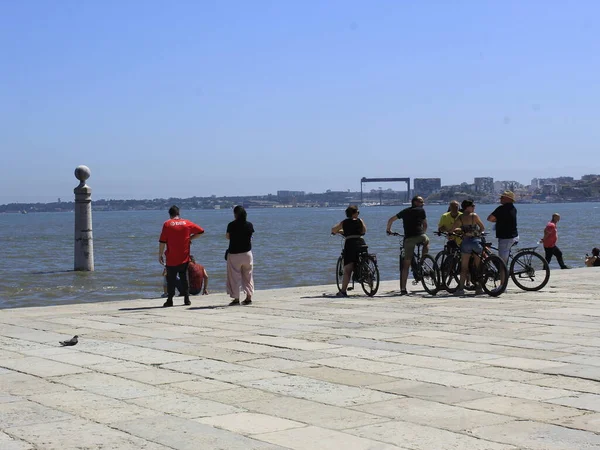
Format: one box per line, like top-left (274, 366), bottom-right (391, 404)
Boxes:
top-left (500, 190), bottom-right (515, 202)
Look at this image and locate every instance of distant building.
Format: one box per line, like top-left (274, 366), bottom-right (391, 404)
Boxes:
top-left (541, 183), bottom-right (558, 194)
top-left (494, 181), bottom-right (522, 193)
top-left (277, 190), bottom-right (305, 198)
top-left (581, 174), bottom-right (600, 182)
top-left (474, 177), bottom-right (494, 193)
top-left (413, 178), bottom-right (441, 197)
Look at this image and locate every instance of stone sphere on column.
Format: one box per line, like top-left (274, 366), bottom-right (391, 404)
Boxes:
top-left (74, 165), bottom-right (91, 182)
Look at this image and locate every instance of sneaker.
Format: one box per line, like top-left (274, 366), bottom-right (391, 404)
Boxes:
top-left (163, 300), bottom-right (173, 307)
top-left (399, 290), bottom-right (409, 296)
top-left (454, 289), bottom-right (465, 296)
top-left (561, 266), bottom-right (571, 270)
top-left (335, 291), bottom-right (348, 298)
top-left (229, 299), bottom-right (240, 306)
top-left (242, 299), bottom-right (252, 305)
top-left (184, 298), bottom-right (191, 306)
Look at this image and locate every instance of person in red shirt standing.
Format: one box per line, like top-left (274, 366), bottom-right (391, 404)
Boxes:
top-left (188, 255), bottom-right (208, 295)
top-left (541, 213), bottom-right (570, 270)
top-left (159, 205), bottom-right (205, 307)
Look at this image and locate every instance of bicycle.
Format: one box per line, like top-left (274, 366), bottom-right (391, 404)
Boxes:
top-left (433, 232), bottom-right (462, 293)
top-left (388, 232), bottom-right (438, 296)
top-left (487, 240), bottom-right (550, 291)
top-left (436, 231), bottom-right (508, 297)
top-left (334, 234), bottom-right (380, 297)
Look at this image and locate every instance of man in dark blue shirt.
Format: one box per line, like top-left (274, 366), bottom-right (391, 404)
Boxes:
top-left (386, 196), bottom-right (429, 296)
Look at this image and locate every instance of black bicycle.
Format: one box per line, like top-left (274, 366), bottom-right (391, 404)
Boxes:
top-left (435, 231), bottom-right (508, 297)
top-left (434, 232), bottom-right (461, 293)
top-left (488, 241), bottom-right (550, 291)
top-left (334, 235), bottom-right (380, 296)
top-left (388, 232), bottom-right (438, 295)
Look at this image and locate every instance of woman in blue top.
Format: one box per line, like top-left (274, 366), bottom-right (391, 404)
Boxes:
top-left (450, 199), bottom-right (485, 296)
top-left (331, 205), bottom-right (367, 297)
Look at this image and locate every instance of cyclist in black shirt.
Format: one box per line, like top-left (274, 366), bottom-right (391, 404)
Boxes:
top-left (386, 196), bottom-right (429, 296)
top-left (331, 205), bottom-right (367, 297)
top-left (487, 190), bottom-right (518, 264)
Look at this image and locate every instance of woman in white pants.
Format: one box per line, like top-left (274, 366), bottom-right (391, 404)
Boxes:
top-left (226, 205), bottom-right (255, 305)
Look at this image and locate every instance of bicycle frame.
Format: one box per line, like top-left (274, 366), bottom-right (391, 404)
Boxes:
top-left (333, 234), bottom-right (380, 296)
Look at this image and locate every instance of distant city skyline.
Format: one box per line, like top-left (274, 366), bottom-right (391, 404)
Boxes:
top-left (1, 171), bottom-right (595, 205)
top-left (2, 1), bottom-right (599, 203)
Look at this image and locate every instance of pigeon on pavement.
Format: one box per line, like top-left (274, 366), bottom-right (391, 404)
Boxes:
top-left (59, 335), bottom-right (78, 346)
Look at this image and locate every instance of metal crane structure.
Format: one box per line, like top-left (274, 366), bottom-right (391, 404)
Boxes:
top-left (360, 177), bottom-right (410, 204)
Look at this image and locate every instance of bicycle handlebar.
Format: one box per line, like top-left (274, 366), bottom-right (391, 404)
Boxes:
top-left (387, 231), bottom-right (403, 237)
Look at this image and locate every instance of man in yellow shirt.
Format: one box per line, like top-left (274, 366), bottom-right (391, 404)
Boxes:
top-left (438, 200), bottom-right (462, 247)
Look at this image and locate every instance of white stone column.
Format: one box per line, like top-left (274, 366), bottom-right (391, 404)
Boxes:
top-left (74, 165), bottom-right (94, 271)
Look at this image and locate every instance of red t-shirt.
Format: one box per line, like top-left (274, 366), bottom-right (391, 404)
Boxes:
top-left (188, 262), bottom-right (205, 292)
top-left (542, 222), bottom-right (557, 248)
top-left (159, 219), bottom-right (204, 266)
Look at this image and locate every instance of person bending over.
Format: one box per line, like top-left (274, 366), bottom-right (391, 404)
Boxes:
top-left (585, 247), bottom-right (600, 267)
top-left (188, 255), bottom-right (209, 295)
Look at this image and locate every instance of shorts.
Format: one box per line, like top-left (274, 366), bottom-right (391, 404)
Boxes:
top-left (343, 238), bottom-right (366, 265)
top-left (404, 234), bottom-right (429, 261)
top-left (461, 237), bottom-right (483, 255)
top-left (498, 237), bottom-right (519, 262)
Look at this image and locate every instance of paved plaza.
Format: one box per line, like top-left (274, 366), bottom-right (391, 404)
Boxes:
top-left (1, 268), bottom-right (600, 449)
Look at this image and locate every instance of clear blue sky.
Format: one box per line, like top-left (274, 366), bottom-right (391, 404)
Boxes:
top-left (1, 0), bottom-right (599, 203)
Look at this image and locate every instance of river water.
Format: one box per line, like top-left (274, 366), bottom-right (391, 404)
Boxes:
top-left (1, 203), bottom-right (597, 308)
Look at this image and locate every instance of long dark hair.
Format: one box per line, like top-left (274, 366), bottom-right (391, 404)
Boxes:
top-left (233, 205), bottom-right (247, 221)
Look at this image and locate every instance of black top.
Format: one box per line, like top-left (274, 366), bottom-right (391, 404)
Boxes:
top-left (594, 258), bottom-right (600, 267)
top-left (396, 206), bottom-right (426, 237)
top-left (490, 203), bottom-right (518, 239)
top-left (342, 218), bottom-right (364, 237)
top-left (227, 220), bottom-right (254, 254)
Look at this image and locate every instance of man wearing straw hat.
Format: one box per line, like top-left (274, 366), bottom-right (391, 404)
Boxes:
top-left (487, 190), bottom-right (518, 264)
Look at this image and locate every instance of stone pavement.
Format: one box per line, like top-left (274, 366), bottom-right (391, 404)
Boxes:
top-left (1, 268), bottom-right (600, 449)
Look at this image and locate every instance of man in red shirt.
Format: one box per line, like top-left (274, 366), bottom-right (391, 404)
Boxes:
top-left (541, 213), bottom-right (570, 270)
top-left (188, 255), bottom-right (208, 295)
top-left (159, 205), bottom-right (205, 307)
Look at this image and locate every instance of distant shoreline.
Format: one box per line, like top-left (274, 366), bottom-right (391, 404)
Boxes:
top-left (3, 199), bottom-right (600, 214)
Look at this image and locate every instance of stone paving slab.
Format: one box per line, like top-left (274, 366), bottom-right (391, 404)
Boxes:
top-left (1, 268), bottom-right (600, 449)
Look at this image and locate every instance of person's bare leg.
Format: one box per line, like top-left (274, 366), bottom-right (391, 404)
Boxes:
top-left (341, 263), bottom-right (353, 293)
top-left (401, 259), bottom-right (411, 292)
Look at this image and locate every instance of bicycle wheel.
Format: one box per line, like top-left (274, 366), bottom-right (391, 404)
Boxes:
top-left (420, 254), bottom-right (438, 296)
top-left (360, 255), bottom-right (380, 297)
top-left (440, 253), bottom-right (461, 293)
top-left (510, 250), bottom-right (550, 291)
top-left (481, 254), bottom-right (509, 297)
top-left (335, 256), bottom-right (344, 292)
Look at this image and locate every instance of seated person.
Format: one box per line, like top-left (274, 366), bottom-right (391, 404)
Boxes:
top-left (188, 255), bottom-right (209, 295)
top-left (585, 248), bottom-right (600, 267)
